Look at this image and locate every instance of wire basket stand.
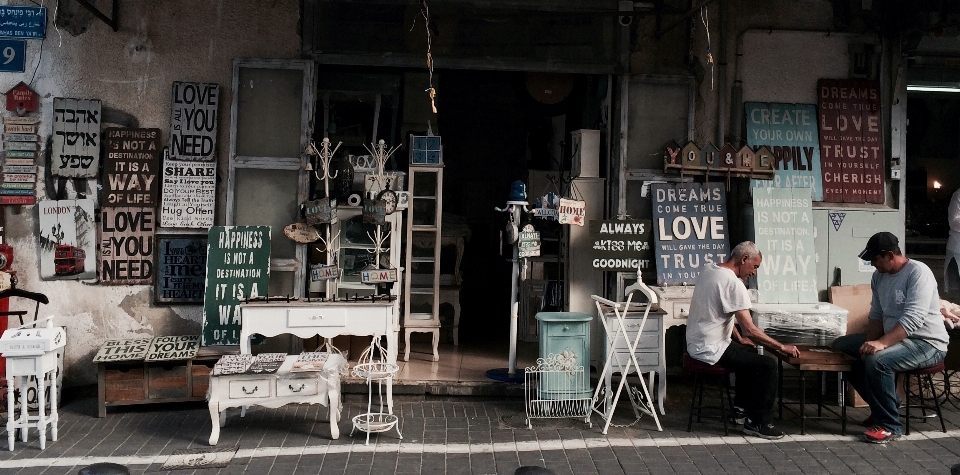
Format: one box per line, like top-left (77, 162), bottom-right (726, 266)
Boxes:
top-left (350, 336), bottom-right (402, 445)
top-left (523, 353), bottom-right (592, 429)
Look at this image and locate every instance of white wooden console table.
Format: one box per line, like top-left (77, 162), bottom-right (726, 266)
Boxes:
top-left (239, 299), bottom-right (399, 412)
top-left (206, 354), bottom-right (345, 445)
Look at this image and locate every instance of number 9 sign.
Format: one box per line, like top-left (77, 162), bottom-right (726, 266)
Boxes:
top-left (0, 39), bottom-right (25, 73)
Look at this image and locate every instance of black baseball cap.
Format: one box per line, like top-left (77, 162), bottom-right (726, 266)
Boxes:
top-left (858, 232), bottom-right (898, 260)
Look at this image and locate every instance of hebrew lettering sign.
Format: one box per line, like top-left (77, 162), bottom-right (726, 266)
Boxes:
top-left (52, 98), bottom-right (101, 178)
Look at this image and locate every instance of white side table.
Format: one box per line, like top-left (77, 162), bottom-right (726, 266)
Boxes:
top-left (206, 354), bottom-right (345, 445)
top-left (5, 352), bottom-right (59, 450)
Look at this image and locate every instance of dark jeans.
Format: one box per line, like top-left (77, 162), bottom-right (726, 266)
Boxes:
top-left (716, 342), bottom-right (778, 425)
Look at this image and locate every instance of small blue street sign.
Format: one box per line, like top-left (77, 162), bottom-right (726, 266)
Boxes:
top-left (0, 39), bottom-right (25, 72)
top-left (0, 6), bottom-right (46, 39)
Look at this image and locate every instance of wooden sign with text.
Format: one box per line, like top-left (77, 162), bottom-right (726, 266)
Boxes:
top-left (169, 82), bottom-right (219, 161)
top-left (202, 226), bottom-right (271, 346)
top-left (588, 220), bottom-right (652, 272)
top-left (745, 102), bottom-right (823, 201)
top-left (817, 78), bottom-right (883, 203)
top-left (753, 187), bottom-right (816, 303)
top-left (99, 208), bottom-right (155, 285)
top-left (155, 235), bottom-right (207, 304)
top-left (651, 183), bottom-right (729, 285)
top-left (37, 199), bottom-right (96, 280)
top-left (160, 157), bottom-right (216, 228)
top-left (103, 128), bottom-right (162, 207)
top-left (52, 98), bottom-right (101, 178)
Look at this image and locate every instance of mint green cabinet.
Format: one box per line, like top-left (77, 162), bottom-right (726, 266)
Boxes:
top-left (535, 312), bottom-right (592, 399)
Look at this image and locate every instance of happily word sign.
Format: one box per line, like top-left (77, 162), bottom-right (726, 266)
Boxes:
top-left (160, 155), bottom-right (216, 228)
top-left (52, 98), bottom-right (101, 178)
top-left (745, 102), bottom-right (823, 201)
top-left (169, 82), bottom-right (219, 161)
top-left (202, 226), bottom-right (271, 346)
top-left (155, 235), bottom-right (207, 304)
top-left (588, 220), bottom-right (652, 272)
top-left (651, 183), bottom-right (729, 285)
top-left (99, 208), bottom-right (156, 285)
top-left (103, 128), bottom-right (162, 207)
top-left (817, 78), bottom-right (883, 204)
top-left (752, 187), bottom-right (816, 303)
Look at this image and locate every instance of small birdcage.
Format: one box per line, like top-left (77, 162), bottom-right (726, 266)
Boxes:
top-left (350, 336), bottom-right (401, 444)
top-left (523, 353), bottom-right (592, 429)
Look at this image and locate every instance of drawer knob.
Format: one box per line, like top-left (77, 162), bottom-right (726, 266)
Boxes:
top-left (241, 386), bottom-right (258, 395)
top-left (309, 315), bottom-right (324, 320)
top-left (288, 383), bottom-right (306, 393)
top-left (562, 325), bottom-right (570, 332)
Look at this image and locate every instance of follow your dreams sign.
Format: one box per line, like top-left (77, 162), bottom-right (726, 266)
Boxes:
top-left (651, 182), bottom-right (729, 286)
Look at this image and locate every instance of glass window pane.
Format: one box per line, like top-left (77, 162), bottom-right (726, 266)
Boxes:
top-left (626, 81), bottom-right (691, 170)
top-left (236, 67), bottom-right (304, 158)
top-left (268, 270), bottom-right (295, 296)
top-left (234, 168), bottom-right (299, 259)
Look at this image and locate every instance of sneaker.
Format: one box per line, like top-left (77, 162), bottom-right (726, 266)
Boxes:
top-left (743, 419), bottom-right (785, 440)
top-left (862, 426), bottom-right (899, 444)
top-left (861, 415), bottom-right (874, 427)
top-left (728, 406), bottom-right (747, 425)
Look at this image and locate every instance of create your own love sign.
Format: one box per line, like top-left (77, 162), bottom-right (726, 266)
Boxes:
top-left (651, 182), bottom-right (729, 285)
top-left (202, 226), bottom-right (270, 346)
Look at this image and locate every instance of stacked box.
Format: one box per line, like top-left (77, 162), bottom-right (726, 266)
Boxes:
top-left (751, 303), bottom-right (849, 347)
top-left (1, 115), bottom-right (39, 205)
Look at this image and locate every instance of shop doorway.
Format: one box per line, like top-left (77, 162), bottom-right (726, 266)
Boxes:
top-left (310, 66), bottom-right (601, 382)
top-left (905, 87), bottom-right (960, 296)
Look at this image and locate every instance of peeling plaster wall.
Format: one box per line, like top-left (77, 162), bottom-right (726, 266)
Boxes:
top-left (2, 0), bottom-right (300, 387)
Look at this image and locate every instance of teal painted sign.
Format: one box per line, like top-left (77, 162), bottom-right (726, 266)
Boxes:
top-left (745, 102), bottom-right (822, 202)
top-left (202, 226), bottom-right (271, 346)
top-left (752, 187), bottom-right (816, 303)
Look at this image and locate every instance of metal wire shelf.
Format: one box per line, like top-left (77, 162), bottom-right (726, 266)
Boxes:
top-left (524, 353), bottom-right (592, 429)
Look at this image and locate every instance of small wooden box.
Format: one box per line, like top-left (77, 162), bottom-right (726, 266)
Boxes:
top-left (148, 363), bottom-right (188, 399)
top-left (104, 365), bottom-right (144, 402)
top-left (191, 360), bottom-right (215, 398)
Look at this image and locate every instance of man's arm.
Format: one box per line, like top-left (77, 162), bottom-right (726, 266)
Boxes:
top-left (734, 309), bottom-right (799, 357)
top-left (860, 322), bottom-right (907, 356)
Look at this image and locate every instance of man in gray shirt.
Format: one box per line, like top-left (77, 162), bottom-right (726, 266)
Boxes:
top-left (832, 231), bottom-right (949, 444)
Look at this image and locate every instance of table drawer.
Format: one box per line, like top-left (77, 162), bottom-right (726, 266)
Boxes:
top-left (611, 331), bottom-right (660, 353)
top-left (541, 322), bottom-right (588, 338)
top-left (287, 308), bottom-right (347, 327)
top-left (228, 379), bottom-right (272, 399)
top-left (604, 316), bottom-right (660, 333)
top-left (277, 378), bottom-right (319, 397)
top-left (609, 350), bottom-right (660, 370)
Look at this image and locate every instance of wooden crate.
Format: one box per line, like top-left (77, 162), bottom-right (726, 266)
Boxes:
top-left (98, 351), bottom-right (231, 417)
top-left (103, 364), bottom-right (144, 403)
top-left (148, 363), bottom-right (188, 399)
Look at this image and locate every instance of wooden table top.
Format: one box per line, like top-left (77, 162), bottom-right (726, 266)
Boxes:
top-left (767, 345), bottom-right (855, 371)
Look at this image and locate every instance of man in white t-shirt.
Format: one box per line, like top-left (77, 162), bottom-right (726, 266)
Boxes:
top-left (686, 241), bottom-right (800, 440)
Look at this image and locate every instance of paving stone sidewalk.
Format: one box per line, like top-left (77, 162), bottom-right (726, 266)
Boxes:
top-left (1, 375), bottom-right (960, 475)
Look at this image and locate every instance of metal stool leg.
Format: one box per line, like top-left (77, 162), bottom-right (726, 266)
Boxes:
top-left (926, 373), bottom-right (947, 433)
top-left (718, 374), bottom-right (729, 436)
top-left (687, 374), bottom-right (701, 432)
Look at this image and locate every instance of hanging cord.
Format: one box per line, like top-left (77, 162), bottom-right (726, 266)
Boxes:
top-left (411, 0), bottom-right (437, 113)
top-left (700, 5), bottom-right (714, 91)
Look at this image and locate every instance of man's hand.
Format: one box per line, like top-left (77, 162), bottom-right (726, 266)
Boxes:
top-left (860, 340), bottom-right (888, 357)
top-left (780, 344), bottom-right (800, 358)
top-left (738, 335), bottom-right (756, 347)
